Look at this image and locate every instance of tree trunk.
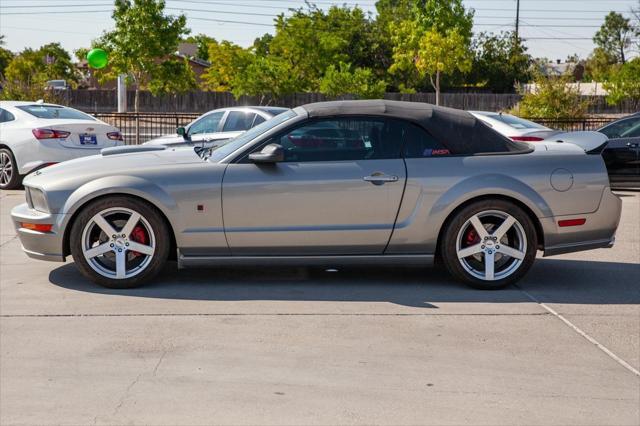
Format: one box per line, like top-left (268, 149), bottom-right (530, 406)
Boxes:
top-left (435, 70), bottom-right (441, 106)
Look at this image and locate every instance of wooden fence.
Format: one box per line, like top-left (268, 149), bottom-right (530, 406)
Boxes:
top-left (69, 90), bottom-right (638, 114)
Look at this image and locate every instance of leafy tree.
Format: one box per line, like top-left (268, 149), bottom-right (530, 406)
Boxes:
top-left (200, 40), bottom-right (252, 92)
top-left (96, 0), bottom-right (191, 112)
top-left (388, 0), bottom-right (474, 91)
top-left (231, 56), bottom-right (301, 104)
top-left (319, 62), bottom-right (387, 99)
top-left (604, 58), bottom-right (640, 109)
top-left (414, 29), bottom-right (472, 105)
top-left (583, 47), bottom-right (618, 82)
top-left (267, 4), bottom-right (385, 92)
top-left (0, 35), bottom-right (13, 79)
top-left (469, 31), bottom-right (531, 93)
top-left (511, 74), bottom-right (591, 119)
top-left (1, 43), bottom-right (77, 101)
top-left (252, 34), bottom-right (274, 57)
top-left (147, 57), bottom-right (196, 95)
top-left (593, 12), bottom-right (633, 64)
top-left (183, 34), bottom-right (216, 61)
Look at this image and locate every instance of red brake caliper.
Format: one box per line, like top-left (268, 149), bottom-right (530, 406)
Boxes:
top-left (466, 228), bottom-right (480, 245)
top-left (130, 225), bottom-right (148, 257)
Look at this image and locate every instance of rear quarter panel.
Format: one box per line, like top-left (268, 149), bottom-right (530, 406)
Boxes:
top-left (386, 150), bottom-right (608, 254)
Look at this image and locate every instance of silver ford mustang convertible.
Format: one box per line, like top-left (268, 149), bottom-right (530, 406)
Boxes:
top-left (12, 100), bottom-right (621, 289)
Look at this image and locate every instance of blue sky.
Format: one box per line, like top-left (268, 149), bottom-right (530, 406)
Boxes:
top-left (0, 0), bottom-right (638, 61)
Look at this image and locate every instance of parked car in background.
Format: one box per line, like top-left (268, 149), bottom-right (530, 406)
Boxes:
top-left (45, 80), bottom-right (68, 91)
top-left (12, 100), bottom-right (620, 291)
top-left (0, 101), bottom-right (123, 190)
top-left (469, 111), bottom-right (556, 141)
top-left (143, 106), bottom-right (290, 148)
top-left (596, 113), bottom-right (640, 189)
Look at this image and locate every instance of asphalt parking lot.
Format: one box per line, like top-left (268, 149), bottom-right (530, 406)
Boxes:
top-left (0, 189), bottom-right (638, 426)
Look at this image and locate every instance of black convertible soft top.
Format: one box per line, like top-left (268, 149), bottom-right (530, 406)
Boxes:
top-left (298, 100), bottom-right (531, 155)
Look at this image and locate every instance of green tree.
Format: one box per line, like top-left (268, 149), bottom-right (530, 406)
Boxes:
top-left (0, 35), bottom-right (14, 79)
top-left (593, 12), bottom-right (633, 64)
top-left (1, 43), bottom-right (77, 101)
top-left (183, 34), bottom-right (216, 61)
top-left (267, 4), bottom-right (385, 92)
top-left (231, 56), bottom-right (301, 104)
top-left (470, 31), bottom-right (531, 92)
top-left (414, 29), bottom-right (472, 105)
top-left (604, 58), bottom-right (640, 109)
top-left (200, 39), bottom-right (252, 91)
top-left (319, 62), bottom-right (387, 99)
top-left (96, 0), bottom-right (191, 111)
top-left (511, 74), bottom-right (591, 119)
top-left (388, 0), bottom-right (474, 91)
top-left (583, 47), bottom-right (618, 82)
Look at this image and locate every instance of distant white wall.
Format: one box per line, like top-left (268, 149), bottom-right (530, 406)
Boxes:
top-left (522, 82), bottom-right (609, 96)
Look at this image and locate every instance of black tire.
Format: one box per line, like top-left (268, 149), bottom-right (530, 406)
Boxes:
top-left (0, 148), bottom-right (22, 190)
top-left (70, 196), bottom-right (170, 289)
top-left (440, 199), bottom-right (537, 290)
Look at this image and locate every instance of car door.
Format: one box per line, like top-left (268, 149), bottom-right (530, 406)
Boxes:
top-left (221, 116), bottom-right (407, 255)
top-left (603, 121), bottom-right (640, 185)
top-left (186, 111), bottom-right (224, 143)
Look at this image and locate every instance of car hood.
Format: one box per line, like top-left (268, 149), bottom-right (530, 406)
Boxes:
top-left (23, 145), bottom-right (203, 189)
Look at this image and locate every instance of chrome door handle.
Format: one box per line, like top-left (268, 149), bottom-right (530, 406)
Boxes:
top-left (626, 142), bottom-right (639, 148)
top-left (363, 173), bottom-right (399, 185)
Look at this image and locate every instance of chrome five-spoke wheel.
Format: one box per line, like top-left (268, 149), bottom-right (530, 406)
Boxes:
top-left (441, 200), bottom-right (537, 289)
top-left (81, 207), bottom-right (156, 280)
top-left (0, 149), bottom-right (20, 190)
top-left (70, 197), bottom-right (170, 288)
top-left (455, 210), bottom-right (526, 281)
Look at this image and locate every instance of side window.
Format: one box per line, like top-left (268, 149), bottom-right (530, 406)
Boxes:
top-left (620, 122), bottom-right (640, 138)
top-left (252, 114), bottom-right (266, 127)
top-left (188, 111), bottom-right (224, 136)
top-left (401, 122), bottom-right (450, 158)
top-left (270, 117), bottom-right (402, 163)
top-left (223, 111), bottom-right (257, 132)
top-left (0, 108), bottom-right (15, 123)
top-left (600, 118), bottom-right (640, 139)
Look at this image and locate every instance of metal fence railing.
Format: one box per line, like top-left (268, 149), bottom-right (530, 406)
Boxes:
top-left (90, 112), bottom-right (619, 145)
top-left (92, 112), bottom-right (200, 144)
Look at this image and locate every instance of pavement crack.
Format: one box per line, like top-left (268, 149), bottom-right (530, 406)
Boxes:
top-left (0, 235), bottom-right (18, 248)
top-left (112, 371), bottom-right (143, 417)
top-left (153, 350), bottom-right (167, 376)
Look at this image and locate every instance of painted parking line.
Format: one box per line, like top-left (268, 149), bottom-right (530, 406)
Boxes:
top-left (518, 286), bottom-right (640, 377)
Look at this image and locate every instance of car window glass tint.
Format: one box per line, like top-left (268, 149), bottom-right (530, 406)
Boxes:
top-left (224, 112), bottom-right (257, 132)
top-left (0, 108), bottom-right (15, 123)
top-left (620, 121), bottom-right (640, 138)
top-left (402, 122), bottom-right (449, 158)
top-left (252, 114), bottom-right (266, 127)
top-left (16, 105), bottom-right (95, 121)
top-left (274, 118), bottom-right (403, 162)
top-left (189, 112), bottom-right (223, 135)
top-left (601, 118), bottom-right (640, 139)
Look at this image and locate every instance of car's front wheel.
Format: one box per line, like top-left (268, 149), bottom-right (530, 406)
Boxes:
top-left (441, 199), bottom-right (537, 289)
top-left (0, 148), bottom-right (22, 190)
top-left (70, 196), bottom-right (170, 288)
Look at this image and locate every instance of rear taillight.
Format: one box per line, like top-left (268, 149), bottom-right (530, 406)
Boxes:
top-left (510, 136), bottom-right (544, 142)
top-left (32, 128), bottom-right (70, 140)
top-left (107, 131), bottom-right (123, 141)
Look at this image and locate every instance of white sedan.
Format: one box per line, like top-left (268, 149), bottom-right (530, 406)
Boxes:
top-left (469, 111), bottom-right (555, 141)
top-left (0, 101), bottom-right (124, 189)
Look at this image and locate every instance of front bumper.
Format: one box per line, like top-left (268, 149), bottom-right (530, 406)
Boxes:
top-left (11, 203), bottom-right (67, 262)
top-left (542, 187), bottom-right (622, 257)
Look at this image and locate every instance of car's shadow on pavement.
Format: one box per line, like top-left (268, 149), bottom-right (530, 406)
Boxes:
top-left (47, 258), bottom-right (640, 308)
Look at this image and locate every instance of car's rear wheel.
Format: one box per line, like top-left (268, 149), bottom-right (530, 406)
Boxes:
top-left (441, 199), bottom-right (537, 289)
top-left (70, 196), bottom-right (170, 288)
top-left (0, 148), bottom-right (22, 190)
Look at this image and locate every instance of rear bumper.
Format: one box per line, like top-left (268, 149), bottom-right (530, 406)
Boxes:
top-left (542, 188), bottom-right (622, 257)
top-left (11, 203), bottom-right (66, 262)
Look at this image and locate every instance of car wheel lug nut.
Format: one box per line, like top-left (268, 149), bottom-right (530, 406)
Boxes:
top-left (481, 245), bottom-right (485, 249)
top-left (110, 243), bottom-right (114, 247)
top-left (125, 242), bottom-right (129, 246)
top-left (112, 234), bottom-right (116, 239)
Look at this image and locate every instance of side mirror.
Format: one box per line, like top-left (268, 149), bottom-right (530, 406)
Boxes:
top-left (176, 126), bottom-right (187, 139)
top-left (249, 143), bottom-right (284, 163)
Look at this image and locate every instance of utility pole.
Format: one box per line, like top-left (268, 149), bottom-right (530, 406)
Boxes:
top-left (515, 0), bottom-right (520, 44)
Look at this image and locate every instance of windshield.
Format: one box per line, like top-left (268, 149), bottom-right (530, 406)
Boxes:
top-left (17, 105), bottom-right (96, 121)
top-left (205, 109), bottom-right (298, 162)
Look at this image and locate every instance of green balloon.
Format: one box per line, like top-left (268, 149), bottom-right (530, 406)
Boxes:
top-left (87, 48), bottom-right (108, 69)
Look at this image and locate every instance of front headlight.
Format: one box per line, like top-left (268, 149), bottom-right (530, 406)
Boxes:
top-left (26, 187), bottom-right (49, 213)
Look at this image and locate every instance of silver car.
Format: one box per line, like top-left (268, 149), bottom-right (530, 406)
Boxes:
top-left (143, 106), bottom-right (290, 148)
top-left (11, 100), bottom-right (621, 290)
